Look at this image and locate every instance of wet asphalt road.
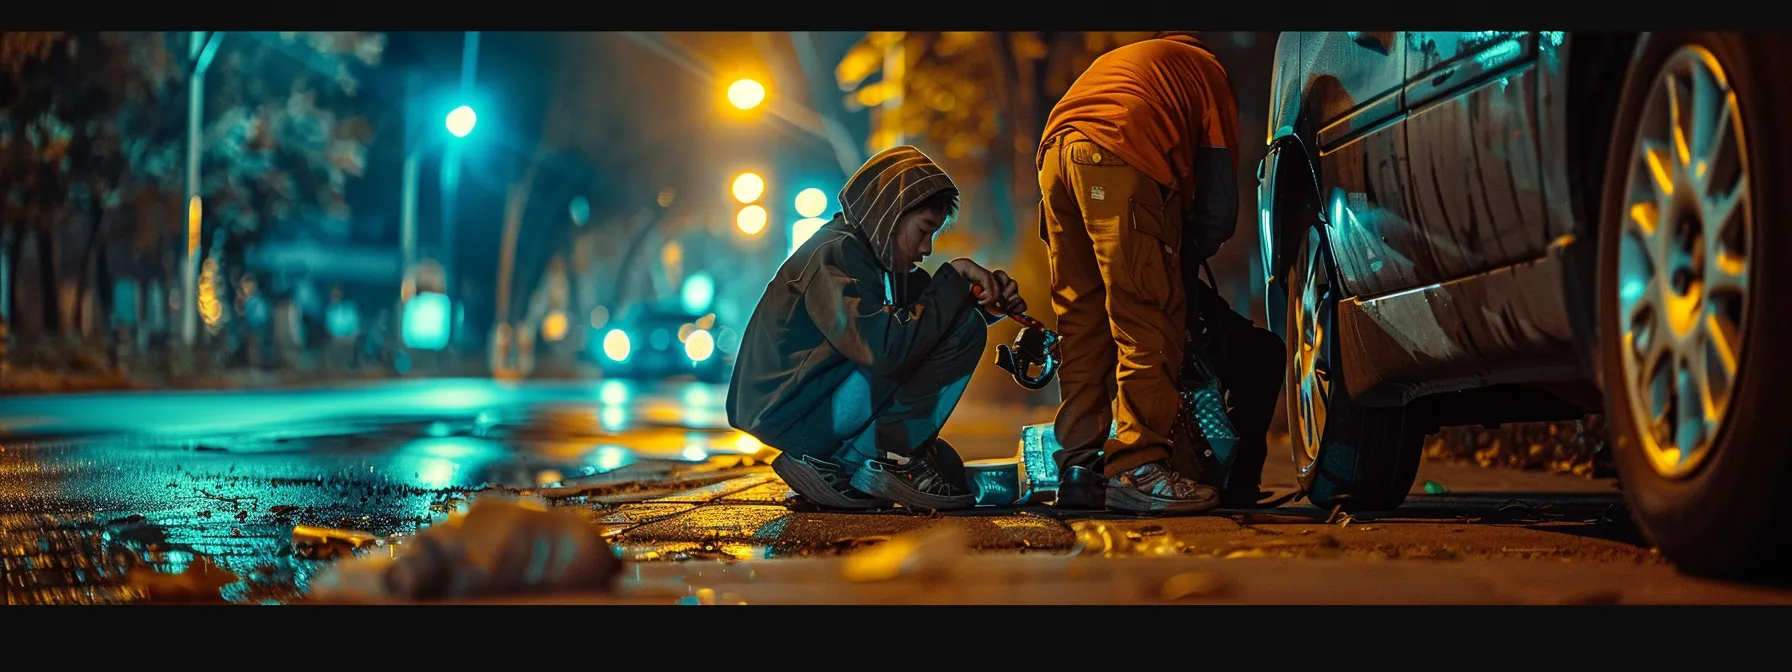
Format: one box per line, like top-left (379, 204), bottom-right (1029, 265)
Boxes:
top-left (4, 378), bottom-right (1792, 605)
top-left (0, 378), bottom-right (748, 604)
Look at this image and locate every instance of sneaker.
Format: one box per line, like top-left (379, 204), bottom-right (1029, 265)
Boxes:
top-left (1105, 460), bottom-right (1220, 514)
top-left (770, 454), bottom-right (891, 510)
top-left (849, 440), bottom-right (977, 511)
top-left (1051, 466), bottom-right (1109, 510)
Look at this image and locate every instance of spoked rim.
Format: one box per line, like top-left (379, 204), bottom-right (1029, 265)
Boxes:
top-left (1292, 225), bottom-right (1333, 479)
top-left (1616, 45), bottom-right (1753, 480)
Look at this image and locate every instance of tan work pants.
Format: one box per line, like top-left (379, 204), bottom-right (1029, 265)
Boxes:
top-left (1039, 130), bottom-right (1187, 479)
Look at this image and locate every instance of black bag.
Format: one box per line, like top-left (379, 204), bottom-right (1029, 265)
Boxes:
top-left (1172, 261), bottom-right (1241, 490)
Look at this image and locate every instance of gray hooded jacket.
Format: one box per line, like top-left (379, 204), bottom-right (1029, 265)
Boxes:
top-left (725, 146), bottom-right (979, 454)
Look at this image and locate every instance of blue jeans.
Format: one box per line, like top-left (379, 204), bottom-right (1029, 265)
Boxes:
top-left (823, 307), bottom-right (986, 468)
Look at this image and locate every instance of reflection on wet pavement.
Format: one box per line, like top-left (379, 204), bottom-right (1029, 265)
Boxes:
top-left (0, 378), bottom-right (1710, 606)
top-left (0, 380), bottom-right (765, 605)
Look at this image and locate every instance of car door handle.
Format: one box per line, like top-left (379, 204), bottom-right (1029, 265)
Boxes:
top-left (1349, 32), bottom-right (1389, 55)
top-left (1431, 68), bottom-right (1456, 86)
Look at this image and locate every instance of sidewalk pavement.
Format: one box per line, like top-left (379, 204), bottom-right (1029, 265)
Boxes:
top-left (341, 450), bottom-right (1792, 605)
top-left (509, 442), bottom-right (1629, 565)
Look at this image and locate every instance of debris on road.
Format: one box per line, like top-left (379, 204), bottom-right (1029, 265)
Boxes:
top-left (196, 488), bottom-right (255, 505)
top-left (308, 498), bottom-right (623, 603)
top-left (126, 553), bottom-right (240, 603)
top-left (1424, 480), bottom-right (1449, 494)
top-left (1423, 416), bottom-right (1614, 478)
top-left (292, 525), bottom-right (381, 560)
top-left (841, 526), bottom-right (967, 582)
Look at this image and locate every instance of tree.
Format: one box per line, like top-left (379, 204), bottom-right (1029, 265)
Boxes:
top-left (0, 31), bottom-right (386, 373)
top-left (194, 32), bottom-right (385, 348)
top-left (0, 31), bottom-right (185, 346)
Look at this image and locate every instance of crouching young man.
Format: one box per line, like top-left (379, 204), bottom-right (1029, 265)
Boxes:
top-left (726, 146), bottom-right (1024, 512)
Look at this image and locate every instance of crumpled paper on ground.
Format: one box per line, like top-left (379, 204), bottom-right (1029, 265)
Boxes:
top-left (840, 526), bottom-right (968, 583)
top-left (308, 498), bottom-right (623, 603)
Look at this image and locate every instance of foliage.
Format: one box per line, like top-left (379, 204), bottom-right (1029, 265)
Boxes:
top-left (0, 30), bottom-right (387, 351)
top-left (199, 32), bottom-right (385, 249)
top-left (0, 30), bottom-right (387, 258)
top-left (0, 32), bottom-right (185, 244)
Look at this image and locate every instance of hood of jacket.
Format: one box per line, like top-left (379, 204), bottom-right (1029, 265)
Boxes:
top-left (835, 145), bottom-right (958, 274)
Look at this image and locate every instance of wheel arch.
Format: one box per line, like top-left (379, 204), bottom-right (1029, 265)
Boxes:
top-left (1563, 31), bottom-right (1647, 238)
top-left (1529, 31), bottom-right (1643, 389)
top-left (1259, 95), bottom-right (1329, 341)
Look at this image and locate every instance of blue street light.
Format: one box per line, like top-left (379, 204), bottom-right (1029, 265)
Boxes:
top-left (445, 105), bottom-right (477, 137)
top-left (681, 272), bottom-right (715, 314)
top-left (403, 292), bottom-right (452, 350)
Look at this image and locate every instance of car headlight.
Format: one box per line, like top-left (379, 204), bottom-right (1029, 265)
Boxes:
top-left (684, 329), bottom-right (715, 362)
top-left (602, 329), bottom-right (630, 361)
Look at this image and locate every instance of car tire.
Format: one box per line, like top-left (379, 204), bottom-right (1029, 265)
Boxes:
top-left (1284, 222), bottom-right (1426, 512)
top-left (1596, 32), bottom-right (1792, 579)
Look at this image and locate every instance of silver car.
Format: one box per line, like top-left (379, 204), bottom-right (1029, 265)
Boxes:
top-left (1256, 31), bottom-right (1787, 577)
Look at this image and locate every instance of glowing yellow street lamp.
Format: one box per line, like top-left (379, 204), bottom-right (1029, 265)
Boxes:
top-left (731, 172), bottom-right (765, 204)
top-left (737, 204), bottom-right (768, 235)
top-left (727, 78), bottom-right (766, 110)
top-left (794, 188), bottom-right (827, 219)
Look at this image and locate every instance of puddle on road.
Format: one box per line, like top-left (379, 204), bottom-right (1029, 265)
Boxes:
top-left (0, 445), bottom-right (778, 604)
top-left (0, 381), bottom-right (779, 604)
top-left (0, 512), bottom-right (316, 605)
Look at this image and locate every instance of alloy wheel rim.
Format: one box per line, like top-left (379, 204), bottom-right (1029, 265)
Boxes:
top-left (1616, 45), bottom-right (1753, 480)
top-left (1293, 226), bottom-right (1333, 477)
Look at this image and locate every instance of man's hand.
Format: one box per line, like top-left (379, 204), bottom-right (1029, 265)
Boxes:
top-left (989, 269), bottom-right (1026, 315)
top-left (950, 258), bottom-right (1027, 315)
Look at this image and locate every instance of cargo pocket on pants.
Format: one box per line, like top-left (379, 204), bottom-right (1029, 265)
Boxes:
top-left (1129, 197), bottom-right (1182, 311)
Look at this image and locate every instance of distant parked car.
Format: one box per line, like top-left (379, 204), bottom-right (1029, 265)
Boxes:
top-left (1256, 31), bottom-right (1789, 577)
top-left (586, 305), bottom-right (732, 383)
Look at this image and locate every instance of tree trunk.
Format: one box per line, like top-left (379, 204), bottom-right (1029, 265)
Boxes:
top-left (75, 192), bottom-right (105, 341)
top-left (36, 228), bottom-right (60, 335)
top-left (3, 229), bottom-right (20, 333)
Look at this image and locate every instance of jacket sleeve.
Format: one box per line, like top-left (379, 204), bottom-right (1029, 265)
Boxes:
top-left (801, 244), bottom-right (978, 378)
top-left (1186, 145), bottom-right (1239, 260)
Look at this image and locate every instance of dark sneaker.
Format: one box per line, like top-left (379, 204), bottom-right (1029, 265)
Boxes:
top-left (849, 441), bottom-right (976, 511)
top-left (1051, 466), bottom-right (1109, 510)
top-left (1105, 460), bottom-right (1220, 514)
top-left (771, 454), bottom-right (890, 510)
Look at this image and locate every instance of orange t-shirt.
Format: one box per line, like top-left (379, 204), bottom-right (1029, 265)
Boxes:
top-left (1038, 36), bottom-right (1239, 201)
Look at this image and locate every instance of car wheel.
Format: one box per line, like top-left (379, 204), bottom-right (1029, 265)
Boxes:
top-left (1597, 32), bottom-right (1792, 578)
top-left (1285, 223), bottom-right (1426, 512)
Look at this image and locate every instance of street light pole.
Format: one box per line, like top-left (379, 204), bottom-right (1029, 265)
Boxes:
top-left (439, 30), bottom-right (479, 303)
top-left (182, 31), bottom-right (224, 348)
top-left (400, 73), bottom-right (420, 303)
top-left (397, 37), bottom-right (479, 355)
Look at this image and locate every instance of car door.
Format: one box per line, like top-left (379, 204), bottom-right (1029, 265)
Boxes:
top-left (1304, 31), bottom-right (1423, 300)
top-left (1400, 32), bottom-right (1551, 283)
